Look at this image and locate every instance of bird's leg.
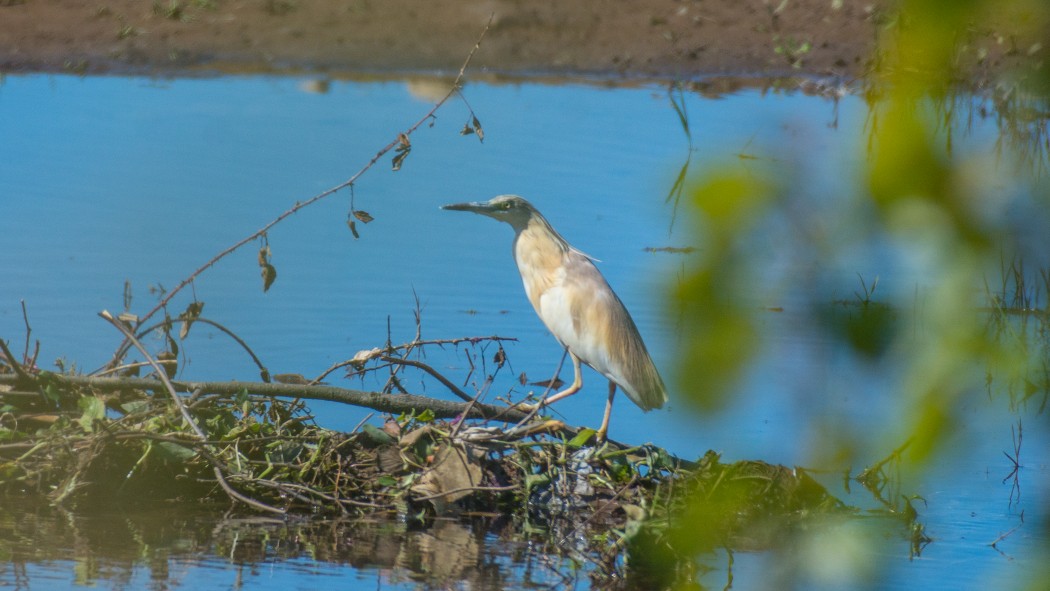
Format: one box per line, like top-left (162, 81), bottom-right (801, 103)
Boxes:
top-left (517, 352), bottom-right (583, 411)
top-left (596, 381), bottom-right (616, 442)
top-left (541, 352), bottom-right (583, 405)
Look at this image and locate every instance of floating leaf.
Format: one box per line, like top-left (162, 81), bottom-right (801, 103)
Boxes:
top-left (529, 377), bottom-right (565, 389)
top-left (353, 210), bottom-right (374, 223)
top-left (261, 263), bottom-right (277, 292)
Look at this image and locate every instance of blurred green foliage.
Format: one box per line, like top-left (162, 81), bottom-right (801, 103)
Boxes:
top-left (671, 0), bottom-right (1049, 587)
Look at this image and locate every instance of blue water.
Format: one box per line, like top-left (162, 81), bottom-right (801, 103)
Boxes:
top-left (0, 74), bottom-right (1046, 590)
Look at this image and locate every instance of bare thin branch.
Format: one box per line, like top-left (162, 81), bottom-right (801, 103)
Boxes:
top-left (104, 18), bottom-right (495, 369)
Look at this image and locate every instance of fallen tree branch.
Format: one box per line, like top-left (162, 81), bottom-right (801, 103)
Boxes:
top-left (0, 372), bottom-right (528, 423)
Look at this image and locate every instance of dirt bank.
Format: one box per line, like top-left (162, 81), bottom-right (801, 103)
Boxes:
top-left (0, 0), bottom-right (884, 79)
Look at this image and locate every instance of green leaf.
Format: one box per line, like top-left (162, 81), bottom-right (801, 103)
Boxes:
top-left (524, 473), bottom-right (550, 492)
top-left (377, 475), bottom-right (398, 487)
top-left (567, 428), bottom-right (597, 448)
top-left (416, 408), bottom-right (436, 423)
top-left (76, 396), bottom-right (106, 433)
top-left (43, 383), bottom-right (61, 403)
top-left (154, 440), bottom-right (197, 462)
top-left (362, 423), bottom-right (395, 445)
top-left (261, 263), bottom-right (278, 292)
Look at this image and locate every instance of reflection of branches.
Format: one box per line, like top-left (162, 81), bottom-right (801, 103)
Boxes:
top-left (854, 439), bottom-right (931, 557)
top-left (856, 438), bottom-right (912, 502)
top-left (988, 522), bottom-right (1023, 558)
top-left (665, 82), bottom-right (694, 235)
top-left (864, 79), bottom-right (1050, 175)
top-left (1002, 418), bottom-right (1022, 509)
top-left (989, 86), bottom-right (1050, 177)
top-left (104, 18), bottom-right (494, 370)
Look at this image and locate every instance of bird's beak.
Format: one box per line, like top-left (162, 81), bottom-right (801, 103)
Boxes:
top-left (441, 201), bottom-right (492, 214)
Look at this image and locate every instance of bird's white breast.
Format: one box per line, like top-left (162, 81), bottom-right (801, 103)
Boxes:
top-left (513, 220), bottom-right (619, 380)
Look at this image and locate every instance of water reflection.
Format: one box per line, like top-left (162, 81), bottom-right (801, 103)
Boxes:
top-left (0, 501), bottom-right (524, 589)
top-left (0, 71), bottom-right (1047, 590)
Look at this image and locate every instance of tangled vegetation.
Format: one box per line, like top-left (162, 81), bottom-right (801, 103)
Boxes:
top-left (0, 326), bottom-right (927, 587)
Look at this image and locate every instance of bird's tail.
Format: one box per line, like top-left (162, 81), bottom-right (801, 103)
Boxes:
top-left (627, 355), bottom-right (668, 411)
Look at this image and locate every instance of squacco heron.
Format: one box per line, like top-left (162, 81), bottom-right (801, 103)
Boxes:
top-left (442, 195), bottom-right (667, 440)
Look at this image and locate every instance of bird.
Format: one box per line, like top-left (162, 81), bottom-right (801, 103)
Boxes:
top-left (441, 195), bottom-right (667, 441)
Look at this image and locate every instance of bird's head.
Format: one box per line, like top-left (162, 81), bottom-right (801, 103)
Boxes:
top-left (441, 195), bottom-right (537, 231)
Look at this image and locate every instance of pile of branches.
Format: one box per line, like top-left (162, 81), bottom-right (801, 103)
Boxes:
top-left (0, 335), bottom-right (863, 568)
top-left (2, 328), bottom-right (935, 587)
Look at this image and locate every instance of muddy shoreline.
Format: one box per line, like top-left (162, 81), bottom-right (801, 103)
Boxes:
top-left (0, 0), bottom-right (888, 79)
